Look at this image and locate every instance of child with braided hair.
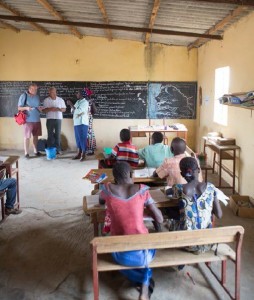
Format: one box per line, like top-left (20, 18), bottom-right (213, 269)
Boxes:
top-left (171, 156), bottom-right (222, 254)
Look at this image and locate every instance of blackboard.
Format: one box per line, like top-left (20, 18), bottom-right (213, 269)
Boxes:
top-left (0, 81), bottom-right (197, 119)
top-left (148, 82), bottom-right (197, 119)
top-left (90, 82), bottom-right (147, 119)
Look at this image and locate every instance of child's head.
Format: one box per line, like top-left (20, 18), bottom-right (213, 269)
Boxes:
top-left (120, 128), bottom-right (131, 142)
top-left (113, 162), bottom-right (132, 184)
top-left (179, 157), bottom-right (199, 183)
top-left (170, 137), bottom-right (186, 155)
top-left (151, 132), bottom-right (163, 145)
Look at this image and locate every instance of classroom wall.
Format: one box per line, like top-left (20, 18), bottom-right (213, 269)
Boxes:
top-left (0, 29), bottom-right (197, 151)
top-left (197, 11), bottom-right (254, 196)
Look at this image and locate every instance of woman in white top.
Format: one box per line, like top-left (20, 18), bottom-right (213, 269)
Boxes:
top-left (67, 89), bottom-right (90, 161)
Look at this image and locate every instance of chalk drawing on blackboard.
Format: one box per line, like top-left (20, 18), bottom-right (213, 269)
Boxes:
top-left (148, 82), bottom-right (197, 119)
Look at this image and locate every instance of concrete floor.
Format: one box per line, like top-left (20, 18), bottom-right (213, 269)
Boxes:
top-left (0, 150), bottom-right (254, 300)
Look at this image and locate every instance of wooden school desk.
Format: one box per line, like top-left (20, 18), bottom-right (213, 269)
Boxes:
top-left (203, 137), bottom-right (240, 194)
top-left (83, 168), bottom-right (165, 186)
top-left (129, 125), bottom-right (188, 144)
top-left (83, 189), bottom-right (178, 236)
top-left (0, 155), bottom-right (20, 209)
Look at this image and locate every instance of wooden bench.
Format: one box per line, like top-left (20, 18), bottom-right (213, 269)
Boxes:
top-left (91, 226), bottom-right (244, 300)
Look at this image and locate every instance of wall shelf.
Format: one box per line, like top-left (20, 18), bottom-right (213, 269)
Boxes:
top-left (223, 102), bottom-right (254, 110)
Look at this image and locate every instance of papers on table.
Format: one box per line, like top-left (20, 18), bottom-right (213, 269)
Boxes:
top-left (129, 123), bottom-right (187, 131)
top-left (215, 188), bottom-right (229, 206)
top-left (134, 168), bottom-right (156, 178)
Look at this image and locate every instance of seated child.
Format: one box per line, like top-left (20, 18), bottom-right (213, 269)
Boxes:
top-left (154, 137), bottom-right (187, 186)
top-left (154, 137), bottom-right (202, 189)
top-left (138, 132), bottom-right (173, 168)
top-left (111, 128), bottom-right (139, 167)
top-left (99, 162), bottom-right (163, 300)
top-left (171, 157), bottom-right (222, 253)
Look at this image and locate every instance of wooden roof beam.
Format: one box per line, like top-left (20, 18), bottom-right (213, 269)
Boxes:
top-left (36, 0), bottom-right (82, 39)
top-left (186, 0), bottom-right (254, 6)
top-left (0, 20), bottom-right (20, 33)
top-left (188, 5), bottom-right (248, 50)
top-left (145, 0), bottom-right (160, 44)
top-left (96, 0), bottom-right (113, 41)
top-left (0, 0), bottom-right (49, 35)
top-left (0, 14), bottom-right (224, 40)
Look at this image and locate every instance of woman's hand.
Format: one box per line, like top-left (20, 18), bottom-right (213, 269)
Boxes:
top-left (67, 100), bottom-right (74, 107)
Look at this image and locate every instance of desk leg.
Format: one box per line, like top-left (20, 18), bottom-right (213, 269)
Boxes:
top-left (212, 152), bottom-right (216, 174)
top-left (233, 150), bottom-right (236, 194)
top-left (93, 217), bottom-right (99, 237)
top-left (219, 151), bottom-right (222, 188)
top-left (16, 161), bottom-right (20, 208)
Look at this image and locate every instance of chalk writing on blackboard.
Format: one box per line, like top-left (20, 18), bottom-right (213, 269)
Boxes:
top-left (0, 81), bottom-right (197, 119)
top-left (148, 82), bottom-right (197, 119)
top-left (90, 82), bottom-right (147, 119)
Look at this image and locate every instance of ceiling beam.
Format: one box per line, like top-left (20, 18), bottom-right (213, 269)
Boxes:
top-left (0, 15), bottom-right (223, 40)
top-left (186, 0), bottom-right (254, 6)
top-left (188, 6), bottom-right (247, 50)
top-left (0, 0), bottom-right (49, 35)
top-left (96, 0), bottom-right (112, 41)
top-left (36, 0), bottom-right (82, 39)
top-left (145, 0), bottom-right (160, 44)
top-left (0, 20), bottom-right (20, 32)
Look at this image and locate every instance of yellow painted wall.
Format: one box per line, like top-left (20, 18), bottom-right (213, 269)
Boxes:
top-left (0, 29), bottom-right (197, 151)
top-left (197, 11), bottom-right (254, 196)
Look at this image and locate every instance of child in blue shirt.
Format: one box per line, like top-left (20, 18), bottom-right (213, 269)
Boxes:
top-left (138, 132), bottom-right (173, 168)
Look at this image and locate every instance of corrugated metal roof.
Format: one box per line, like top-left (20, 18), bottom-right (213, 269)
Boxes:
top-left (0, 0), bottom-right (253, 47)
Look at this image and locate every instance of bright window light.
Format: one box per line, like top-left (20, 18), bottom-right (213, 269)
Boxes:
top-left (213, 66), bottom-right (230, 126)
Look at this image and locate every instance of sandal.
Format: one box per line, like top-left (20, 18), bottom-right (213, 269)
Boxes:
top-left (148, 278), bottom-right (155, 297)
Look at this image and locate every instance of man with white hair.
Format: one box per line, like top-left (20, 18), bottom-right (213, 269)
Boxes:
top-left (43, 87), bottom-right (66, 155)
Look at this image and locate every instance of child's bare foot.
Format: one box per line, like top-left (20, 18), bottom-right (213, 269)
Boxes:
top-left (138, 284), bottom-right (149, 300)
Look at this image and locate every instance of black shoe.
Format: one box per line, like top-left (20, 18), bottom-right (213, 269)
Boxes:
top-left (5, 207), bottom-right (22, 215)
top-left (72, 153), bottom-right (81, 160)
top-left (25, 154), bottom-right (30, 159)
top-left (34, 152), bottom-right (41, 157)
top-left (80, 154), bottom-right (86, 162)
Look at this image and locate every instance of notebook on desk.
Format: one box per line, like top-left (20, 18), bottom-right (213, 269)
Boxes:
top-left (0, 156), bottom-right (9, 164)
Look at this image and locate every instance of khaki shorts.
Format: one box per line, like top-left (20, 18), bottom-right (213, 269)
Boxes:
top-left (24, 122), bottom-right (42, 138)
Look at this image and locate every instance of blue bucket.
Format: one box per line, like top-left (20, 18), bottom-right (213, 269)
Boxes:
top-left (45, 147), bottom-right (56, 160)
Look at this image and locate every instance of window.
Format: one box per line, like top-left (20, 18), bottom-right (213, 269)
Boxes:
top-left (213, 66), bottom-right (230, 126)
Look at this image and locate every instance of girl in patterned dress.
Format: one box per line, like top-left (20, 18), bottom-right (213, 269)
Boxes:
top-left (85, 89), bottom-right (97, 155)
top-left (171, 156), bottom-right (222, 253)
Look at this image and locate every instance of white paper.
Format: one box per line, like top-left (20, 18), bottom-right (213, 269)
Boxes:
top-left (0, 156), bottom-right (9, 163)
top-left (134, 168), bottom-right (156, 178)
top-left (215, 188), bottom-right (229, 206)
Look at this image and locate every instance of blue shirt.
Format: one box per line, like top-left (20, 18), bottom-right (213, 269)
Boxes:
top-left (138, 143), bottom-right (173, 168)
top-left (18, 92), bottom-right (41, 122)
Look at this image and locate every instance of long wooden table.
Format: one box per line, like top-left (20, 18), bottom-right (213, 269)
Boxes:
top-left (83, 168), bottom-right (165, 185)
top-left (203, 137), bottom-right (240, 193)
top-left (83, 189), bottom-right (178, 236)
top-left (129, 125), bottom-right (188, 143)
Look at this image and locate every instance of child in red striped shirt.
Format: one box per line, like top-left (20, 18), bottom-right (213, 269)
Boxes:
top-left (111, 128), bottom-right (139, 167)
